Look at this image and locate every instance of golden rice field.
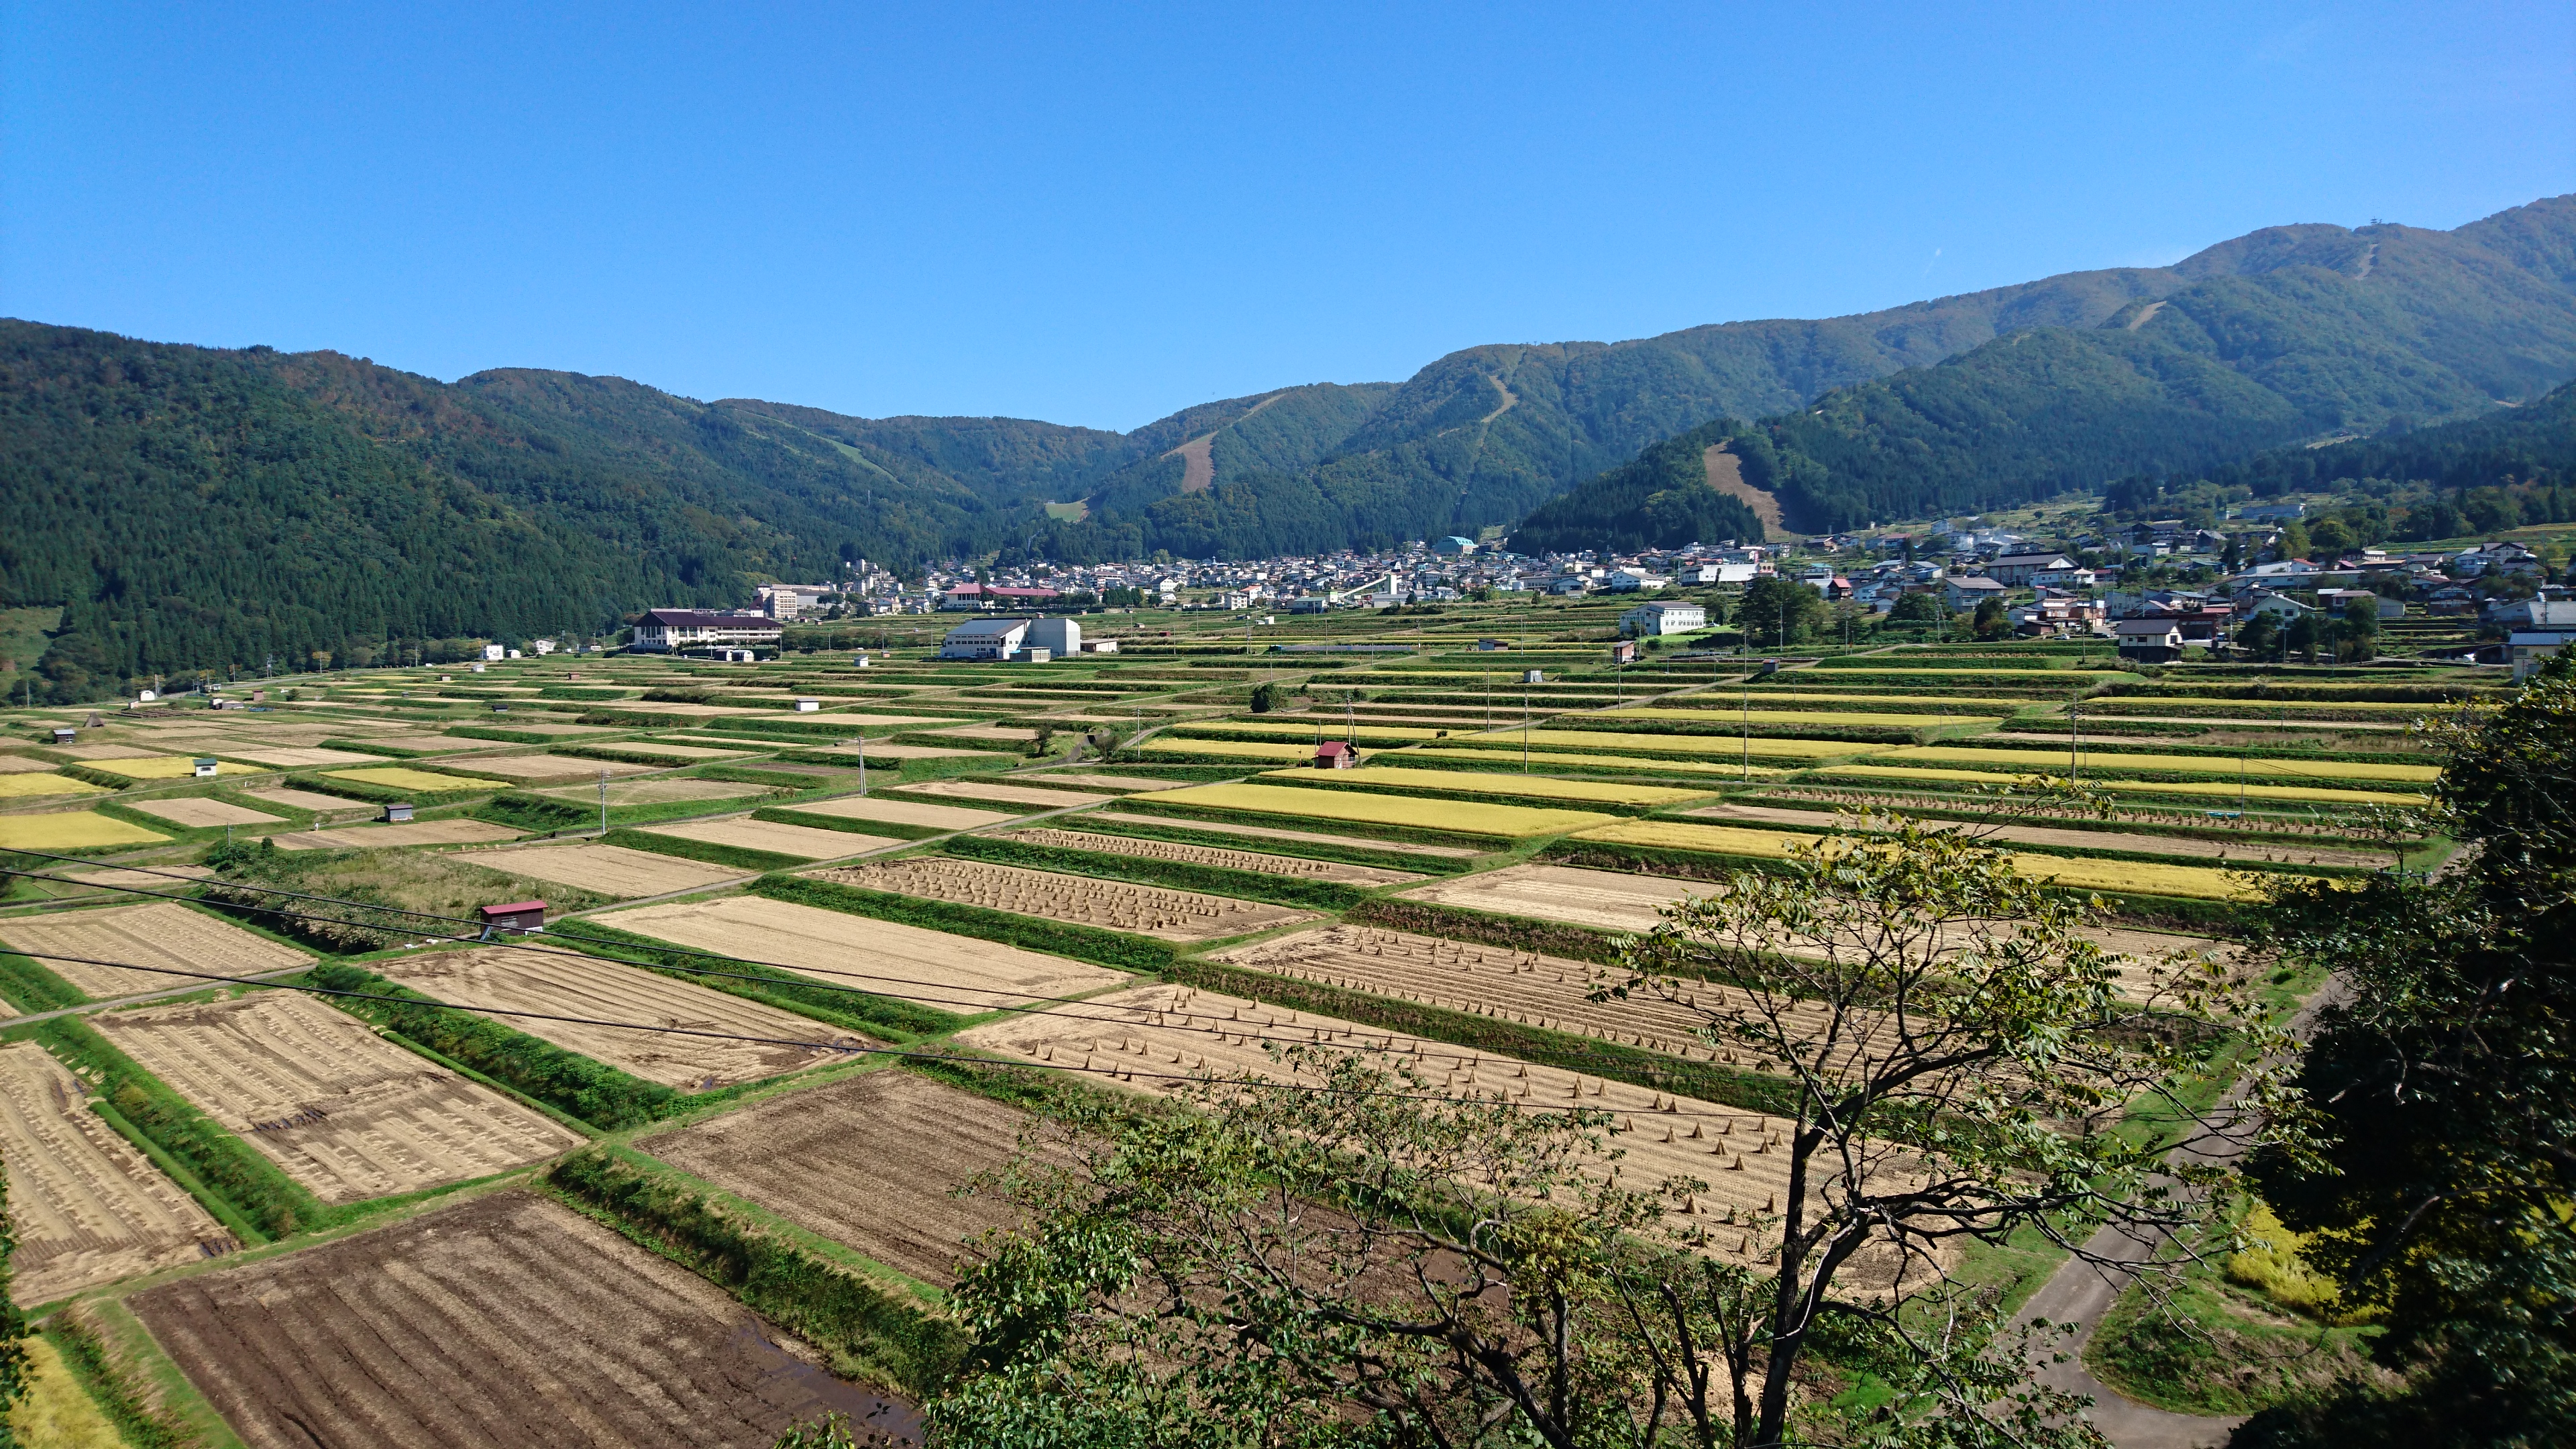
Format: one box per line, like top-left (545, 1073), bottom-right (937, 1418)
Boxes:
top-left (0, 812), bottom-right (172, 850)
top-left (1591, 707), bottom-right (2003, 729)
top-left (1727, 691), bottom-right (2034, 710)
top-left (1147, 782), bottom-right (1613, 838)
top-left (1572, 820), bottom-right (2271, 900)
top-left (1811, 667), bottom-right (2136, 680)
top-left (1263, 765), bottom-right (1713, 806)
top-left (1865, 745), bottom-right (2443, 783)
top-left (1475, 729), bottom-right (1877, 760)
top-left (80, 757), bottom-right (258, 780)
top-left (1139, 739), bottom-right (1315, 760)
top-left (1392, 747), bottom-right (1788, 778)
top-left (1813, 763), bottom-right (2431, 806)
top-left (1178, 721), bottom-right (1451, 742)
top-left (2088, 697), bottom-right (2461, 714)
top-left (320, 767), bottom-right (515, 792)
top-left (0, 773), bottom-right (110, 798)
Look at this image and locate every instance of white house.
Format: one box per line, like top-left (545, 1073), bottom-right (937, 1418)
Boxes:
top-left (938, 617), bottom-right (1030, 660)
top-left (2112, 618), bottom-right (2184, 662)
top-left (1943, 577), bottom-right (2010, 612)
top-left (1621, 600), bottom-right (1707, 637)
top-left (1985, 553), bottom-right (2076, 586)
top-left (481, 643), bottom-right (506, 661)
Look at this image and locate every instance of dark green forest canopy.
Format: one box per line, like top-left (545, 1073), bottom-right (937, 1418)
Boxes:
top-left (1505, 419), bottom-right (1770, 554)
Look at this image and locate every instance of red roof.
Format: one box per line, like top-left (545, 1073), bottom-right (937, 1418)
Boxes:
top-left (1315, 741), bottom-right (1355, 757)
top-left (480, 901), bottom-right (546, 918)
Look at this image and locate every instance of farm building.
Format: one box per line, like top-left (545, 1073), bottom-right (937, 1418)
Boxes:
top-left (1027, 617), bottom-right (1083, 657)
top-left (479, 901), bottom-right (547, 934)
top-left (2113, 618), bottom-right (2185, 663)
top-left (939, 617), bottom-right (1042, 660)
top-left (1313, 741), bottom-right (1362, 769)
top-left (629, 610), bottom-right (784, 655)
top-left (1942, 577), bottom-right (2010, 611)
top-left (1621, 600), bottom-right (1706, 637)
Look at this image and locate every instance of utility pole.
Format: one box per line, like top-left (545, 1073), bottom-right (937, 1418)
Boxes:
top-left (1741, 678), bottom-right (1750, 782)
top-left (2068, 690), bottom-right (2080, 784)
top-left (857, 731), bottom-right (869, 796)
top-left (598, 768), bottom-right (610, 837)
top-left (1522, 674), bottom-right (1532, 773)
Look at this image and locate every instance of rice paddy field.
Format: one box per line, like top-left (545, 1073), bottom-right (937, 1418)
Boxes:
top-left (0, 625), bottom-right (2510, 1440)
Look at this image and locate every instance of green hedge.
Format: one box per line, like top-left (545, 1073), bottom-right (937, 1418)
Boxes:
top-left (754, 807), bottom-right (945, 842)
top-left (309, 963), bottom-right (688, 1130)
top-left (693, 765), bottom-right (829, 789)
top-left (547, 1148), bottom-right (965, 1397)
top-left (34, 1016), bottom-right (323, 1240)
top-left (555, 920), bottom-right (961, 1038)
top-left (46, 1313), bottom-right (199, 1449)
top-left (475, 791), bottom-right (597, 832)
top-left (754, 875), bottom-right (1175, 974)
top-left (942, 835), bottom-right (1371, 910)
top-left (600, 827), bottom-right (804, 873)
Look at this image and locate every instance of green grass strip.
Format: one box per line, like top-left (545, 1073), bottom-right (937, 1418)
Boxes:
top-left (753, 806), bottom-right (946, 841)
top-left (755, 874), bottom-right (1175, 973)
top-left (45, 1314), bottom-right (206, 1449)
top-left (555, 920), bottom-right (960, 1038)
top-left (600, 827), bottom-right (807, 872)
top-left (0, 947), bottom-right (89, 1012)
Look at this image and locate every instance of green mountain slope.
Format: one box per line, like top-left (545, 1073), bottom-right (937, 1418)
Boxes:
top-left (1505, 421), bottom-right (1774, 555)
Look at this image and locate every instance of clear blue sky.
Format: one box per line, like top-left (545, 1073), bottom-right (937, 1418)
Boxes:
top-left (5, 1), bottom-right (2570, 431)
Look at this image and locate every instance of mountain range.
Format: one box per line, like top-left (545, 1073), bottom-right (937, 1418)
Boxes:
top-left (3, 194), bottom-right (2573, 696)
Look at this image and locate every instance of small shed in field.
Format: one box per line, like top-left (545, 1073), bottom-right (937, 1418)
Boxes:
top-left (479, 900), bottom-right (547, 933)
top-left (1313, 741), bottom-right (1361, 770)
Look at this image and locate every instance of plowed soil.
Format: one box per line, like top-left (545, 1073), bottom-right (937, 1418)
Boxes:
top-left (645, 1070), bottom-right (1024, 1287)
top-left (372, 947), bottom-right (867, 1090)
top-left (129, 1190), bottom-right (914, 1449)
top-left (439, 753), bottom-right (655, 781)
top-left (0, 901), bottom-right (311, 999)
top-left (0, 1043), bottom-right (235, 1304)
top-left (532, 779), bottom-right (764, 806)
top-left (639, 818), bottom-right (891, 859)
top-left (794, 796), bottom-right (1017, 830)
top-left (812, 857), bottom-right (1313, 941)
top-left (271, 819), bottom-right (523, 851)
top-left (607, 896), bottom-right (1126, 1012)
top-left (473, 842), bottom-right (746, 898)
top-left (93, 993), bottom-right (582, 1204)
top-left (1005, 826), bottom-right (1421, 885)
top-left (122, 798), bottom-right (283, 828)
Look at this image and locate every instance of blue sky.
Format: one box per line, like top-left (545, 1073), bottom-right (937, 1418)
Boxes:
top-left (5, 1), bottom-right (2570, 431)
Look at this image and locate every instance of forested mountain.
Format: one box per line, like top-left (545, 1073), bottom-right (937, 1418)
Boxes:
top-left (1504, 421), bottom-right (1776, 555)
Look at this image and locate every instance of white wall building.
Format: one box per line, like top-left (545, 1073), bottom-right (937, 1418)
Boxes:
top-left (1621, 600), bottom-right (1707, 636)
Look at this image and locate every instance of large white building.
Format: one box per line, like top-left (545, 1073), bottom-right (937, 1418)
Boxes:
top-left (938, 617), bottom-right (1032, 660)
top-left (1621, 600), bottom-right (1706, 636)
top-left (630, 610), bottom-right (784, 654)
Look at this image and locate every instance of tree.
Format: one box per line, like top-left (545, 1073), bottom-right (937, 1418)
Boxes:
top-left (1886, 591), bottom-right (1942, 625)
top-left (2277, 521), bottom-right (2313, 560)
top-left (1250, 682), bottom-right (1281, 714)
top-left (2239, 653), bottom-right (2576, 1446)
top-left (2234, 612), bottom-right (2282, 662)
top-left (1734, 578), bottom-right (1821, 649)
top-left (1971, 597), bottom-right (2008, 639)
top-left (2284, 612), bottom-right (2320, 664)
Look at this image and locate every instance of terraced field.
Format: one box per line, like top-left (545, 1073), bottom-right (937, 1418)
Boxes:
top-left (0, 812), bottom-right (169, 850)
top-left (0, 900), bottom-right (311, 999)
top-left (1277, 766), bottom-right (1713, 806)
top-left (794, 796), bottom-right (1018, 830)
top-left (1864, 745), bottom-right (2443, 784)
top-left (272, 819), bottom-right (525, 851)
top-left (1815, 763), bottom-right (2430, 806)
top-left (319, 767), bottom-right (512, 792)
top-left (472, 841), bottom-right (747, 897)
top-left (1146, 782), bottom-right (1611, 837)
top-left (1002, 826), bottom-right (1423, 884)
top-left (1393, 863), bottom-right (1711, 931)
top-left (1574, 820), bottom-right (2270, 900)
top-left (1084, 810), bottom-right (1479, 858)
top-left (811, 857), bottom-right (1314, 941)
top-left (607, 895), bottom-right (1127, 1011)
top-left (637, 817), bottom-right (892, 859)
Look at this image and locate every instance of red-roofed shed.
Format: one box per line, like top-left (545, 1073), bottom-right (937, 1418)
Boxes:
top-left (479, 901), bottom-right (547, 933)
top-left (1313, 741), bottom-right (1360, 769)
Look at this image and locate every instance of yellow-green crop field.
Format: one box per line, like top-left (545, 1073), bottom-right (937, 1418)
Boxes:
top-left (1814, 763), bottom-right (2431, 806)
top-left (1392, 747), bottom-right (1788, 778)
top-left (79, 756), bottom-right (259, 780)
top-left (321, 767), bottom-right (513, 792)
top-left (1727, 692), bottom-right (2035, 710)
top-left (1573, 819), bottom-right (2270, 900)
top-left (1589, 707), bottom-right (2004, 729)
top-left (2088, 698), bottom-right (2461, 714)
top-left (1266, 765), bottom-right (1711, 806)
top-left (1481, 730), bottom-right (1876, 760)
top-left (1866, 746), bottom-right (2442, 783)
top-left (1148, 782), bottom-right (1613, 838)
top-left (0, 812), bottom-right (172, 850)
top-left (0, 773), bottom-right (111, 798)
top-left (1177, 721), bottom-right (1452, 742)
top-left (1812, 667), bottom-right (2137, 679)
top-left (1139, 739), bottom-right (1316, 760)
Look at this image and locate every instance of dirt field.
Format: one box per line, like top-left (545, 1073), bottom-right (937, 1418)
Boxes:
top-left (372, 947), bottom-right (866, 1090)
top-left (915, 725), bottom-right (1038, 743)
top-left (1005, 826), bottom-right (1421, 885)
top-left (216, 747), bottom-right (385, 768)
top-left (240, 786), bottom-right (369, 812)
top-left (794, 796), bottom-right (1017, 830)
top-left (812, 857), bottom-right (1313, 941)
top-left (0, 755), bottom-right (53, 773)
top-left (439, 753), bottom-right (656, 781)
top-left (0, 901), bottom-right (311, 999)
top-left (533, 778), bottom-right (765, 806)
top-left (898, 780), bottom-right (1111, 808)
top-left (645, 1069), bottom-right (1025, 1287)
top-left (93, 993), bottom-right (582, 1204)
top-left (1087, 809), bottom-right (1478, 858)
top-left (271, 819), bottom-right (523, 851)
top-left (638, 817), bottom-right (891, 859)
top-left (122, 798), bottom-right (284, 828)
top-left (607, 896), bottom-right (1126, 1012)
top-left (842, 743), bottom-right (984, 759)
top-left (957, 983), bottom-right (1802, 1246)
top-left (129, 1189), bottom-right (912, 1449)
top-left (0, 1042), bottom-right (236, 1304)
top-left (473, 842), bottom-right (745, 898)
top-left (1021, 773), bottom-right (1192, 792)
top-left (1395, 863), bottom-right (1704, 932)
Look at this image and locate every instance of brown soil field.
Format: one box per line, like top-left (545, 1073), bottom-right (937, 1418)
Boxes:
top-left (60, 863), bottom-right (213, 890)
top-left (131, 1189), bottom-right (912, 1449)
top-left (609, 743), bottom-right (766, 760)
top-left (794, 796), bottom-right (1017, 830)
top-left (239, 786), bottom-right (368, 812)
top-left (472, 842), bottom-right (746, 897)
top-left (813, 857), bottom-right (1313, 941)
top-left (272, 819), bottom-right (523, 851)
top-left (372, 947), bottom-right (866, 1090)
top-left (0, 901), bottom-right (311, 998)
top-left (639, 817), bottom-right (893, 859)
top-left (896, 780), bottom-right (1108, 808)
top-left (122, 798), bottom-right (284, 828)
top-left (958, 983), bottom-right (1805, 1250)
top-left (1087, 809), bottom-right (1479, 858)
top-left (533, 777), bottom-right (767, 806)
top-left (440, 753), bottom-right (655, 782)
top-left (56, 744), bottom-right (159, 759)
top-left (608, 896), bottom-right (1126, 1012)
top-left (645, 1069), bottom-right (1025, 1287)
top-left (916, 725), bottom-right (1038, 743)
top-left (1021, 772), bottom-right (1193, 792)
top-left (1395, 863), bottom-right (1706, 933)
top-left (217, 747), bottom-right (384, 768)
top-left (0, 1042), bottom-right (236, 1303)
top-left (0, 756), bottom-right (54, 774)
top-left (93, 993), bottom-right (582, 1204)
top-left (1006, 826), bottom-right (1422, 885)
top-left (834, 743), bottom-right (984, 760)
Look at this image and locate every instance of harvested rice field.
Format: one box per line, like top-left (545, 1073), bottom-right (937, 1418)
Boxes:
top-left (1573, 820), bottom-right (2271, 901)
top-left (812, 857), bottom-right (1314, 941)
top-left (432, 753), bottom-right (656, 781)
top-left (0, 1042), bottom-right (237, 1303)
top-left (834, 742), bottom-right (985, 759)
top-left (1020, 772), bottom-right (1194, 792)
top-left (270, 818), bottom-right (523, 851)
top-left (958, 983), bottom-right (1806, 1256)
top-left (793, 796), bottom-right (1018, 830)
top-left (130, 1189), bottom-right (909, 1449)
top-left (1864, 745), bottom-right (2443, 784)
top-left (897, 780), bottom-right (1115, 808)
top-left (1002, 826), bottom-right (1423, 884)
top-left (1148, 782), bottom-right (1611, 838)
top-left (318, 766), bottom-right (511, 792)
top-left (92, 992), bottom-right (582, 1204)
top-left (0, 773), bottom-right (111, 798)
top-left (1815, 764), bottom-right (2431, 806)
top-left (1589, 708), bottom-right (2002, 729)
top-left (372, 947), bottom-right (866, 1090)
top-left (1394, 863), bottom-right (1708, 932)
top-left (635, 816), bottom-right (892, 859)
top-left (1085, 810), bottom-right (1479, 858)
top-left (76, 756), bottom-right (259, 780)
top-left (240, 786), bottom-right (368, 812)
top-left (1275, 765), bottom-right (1713, 807)
top-left (1138, 739), bottom-right (1312, 760)
top-left (470, 842), bottom-right (747, 897)
top-left (531, 777), bottom-right (766, 806)
top-left (215, 747), bottom-right (385, 768)
top-left (0, 755), bottom-right (55, 773)
top-left (121, 798), bottom-right (284, 828)
top-left (0, 901), bottom-right (311, 999)
top-left (0, 813), bottom-right (170, 851)
top-left (643, 1069), bottom-right (1026, 1288)
top-left (1682, 802), bottom-right (2392, 869)
top-left (1394, 747), bottom-right (1787, 779)
top-left (607, 895), bottom-right (1127, 1011)
top-left (1478, 731), bottom-right (1876, 759)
